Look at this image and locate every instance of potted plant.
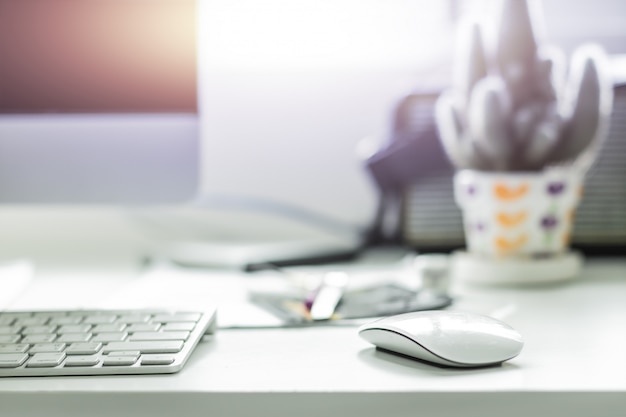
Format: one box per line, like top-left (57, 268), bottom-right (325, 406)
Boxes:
top-left (435, 0), bottom-right (613, 284)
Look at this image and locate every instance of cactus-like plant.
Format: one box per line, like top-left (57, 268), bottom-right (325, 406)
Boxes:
top-left (436, 0), bottom-right (613, 172)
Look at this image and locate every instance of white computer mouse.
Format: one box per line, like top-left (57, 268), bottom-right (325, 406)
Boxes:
top-left (358, 310), bottom-right (523, 368)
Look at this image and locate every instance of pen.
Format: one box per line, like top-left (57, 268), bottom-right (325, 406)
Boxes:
top-left (309, 272), bottom-right (349, 321)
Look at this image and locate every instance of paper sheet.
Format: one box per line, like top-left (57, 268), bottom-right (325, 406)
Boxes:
top-left (102, 262), bottom-right (284, 328)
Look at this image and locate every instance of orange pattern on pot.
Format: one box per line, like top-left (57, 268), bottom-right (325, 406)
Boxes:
top-left (562, 232), bottom-right (571, 246)
top-left (567, 209), bottom-right (576, 223)
top-left (493, 183), bottom-right (529, 201)
top-left (496, 211), bottom-right (528, 227)
top-left (495, 234), bottom-right (528, 253)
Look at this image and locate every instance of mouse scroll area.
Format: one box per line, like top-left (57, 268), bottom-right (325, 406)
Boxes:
top-left (359, 328), bottom-right (466, 367)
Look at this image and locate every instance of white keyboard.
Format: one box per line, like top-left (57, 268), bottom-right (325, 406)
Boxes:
top-left (0, 308), bottom-right (216, 377)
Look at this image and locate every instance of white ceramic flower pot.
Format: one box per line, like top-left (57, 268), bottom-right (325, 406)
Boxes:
top-left (454, 167), bottom-right (584, 257)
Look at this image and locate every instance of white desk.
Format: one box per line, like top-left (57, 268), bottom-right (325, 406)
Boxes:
top-left (1, 255), bottom-right (625, 417)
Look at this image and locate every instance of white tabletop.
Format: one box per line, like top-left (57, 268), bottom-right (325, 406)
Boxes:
top-left (1, 254), bottom-right (625, 417)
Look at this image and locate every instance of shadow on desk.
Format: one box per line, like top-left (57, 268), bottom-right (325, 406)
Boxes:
top-left (357, 347), bottom-right (522, 376)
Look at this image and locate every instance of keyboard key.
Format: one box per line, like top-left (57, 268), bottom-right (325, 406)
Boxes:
top-left (108, 350), bottom-right (140, 358)
top-left (15, 317), bottom-right (49, 327)
top-left (141, 354), bottom-right (176, 365)
top-left (129, 331), bottom-right (189, 341)
top-left (118, 314), bottom-right (151, 324)
top-left (65, 342), bottom-right (103, 355)
top-left (58, 324), bottom-right (92, 334)
top-left (0, 343), bottom-right (29, 354)
top-left (22, 334), bottom-right (57, 344)
top-left (0, 353), bottom-right (28, 368)
top-left (64, 355), bottom-right (100, 367)
top-left (0, 335), bottom-right (21, 344)
top-left (22, 325), bottom-right (56, 335)
top-left (33, 312), bottom-right (67, 318)
top-left (0, 317), bottom-right (16, 326)
top-left (163, 323), bottom-right (196, 332)
top-left (103, 341), bottom-right (184, 354)
top-left (0, 326), bottom-right (21, 335)
top-left (127, 323), bottom-right (161, 333)
top-left (0, 313), bottom-right (31, 320)
top-left (57, 333), bottom-right (92, 343)
top-left (83, 315), bottom-right (117, 325)
top-left (92, 323), bottom-right (126, 333)
top-left (49, 316), bottom-right (83, 325)
top-left (92, 332), bottom-right (128, 343)
top-left (26, 353), bottom-right (66, 368)
top-left (29, 343), bottom-right (66, 354)
top-left (152, 313), bottom-right (201, 323)
top-left (102, 355), bottom-right (138, 366)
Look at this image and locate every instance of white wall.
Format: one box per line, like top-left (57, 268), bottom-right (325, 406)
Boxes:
top-left (0, 0), bottom-right (455, 266)
top-left (197, 0), bottom-right (453, 237)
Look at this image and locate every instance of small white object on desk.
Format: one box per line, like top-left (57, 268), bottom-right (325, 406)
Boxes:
top-left (0, 260), bottom-right (34, 310)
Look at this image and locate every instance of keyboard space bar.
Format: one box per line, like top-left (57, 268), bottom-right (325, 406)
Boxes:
top-left (103, 341), bottom-right (184, 354)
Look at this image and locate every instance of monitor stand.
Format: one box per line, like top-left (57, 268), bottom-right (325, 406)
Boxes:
top-left (155, 237), bottom-right (362, 271)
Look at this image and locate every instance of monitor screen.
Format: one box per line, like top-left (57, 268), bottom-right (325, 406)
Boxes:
top-left (0, 0), bottom-right (199, 203)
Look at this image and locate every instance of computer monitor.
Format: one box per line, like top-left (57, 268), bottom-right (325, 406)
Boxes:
top-left (0, 0), bottom-right (199, 204)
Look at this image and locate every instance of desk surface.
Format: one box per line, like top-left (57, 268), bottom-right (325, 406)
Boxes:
top-left (1, 255), bottom-right (625, 417)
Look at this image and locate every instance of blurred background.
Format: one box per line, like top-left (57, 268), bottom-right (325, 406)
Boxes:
top-left (0, 0), bottom-right (624, 267)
